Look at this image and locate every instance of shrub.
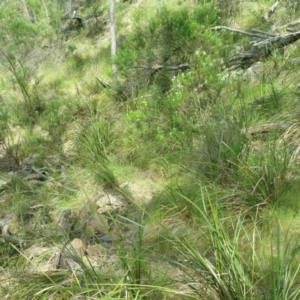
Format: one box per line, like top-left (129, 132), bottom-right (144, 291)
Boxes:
top-left (40, 96), bottom-right (73, 151)
top-left (115, 3), bottom-right (221, 98)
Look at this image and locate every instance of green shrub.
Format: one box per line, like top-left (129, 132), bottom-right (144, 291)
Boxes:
top-left (40, 96), bottom-right (73, 151)
top-left (115, 3), bottom-right (221, 97)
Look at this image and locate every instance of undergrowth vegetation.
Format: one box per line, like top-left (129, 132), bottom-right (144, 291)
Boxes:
top-left (1, 0), bottom-right (300, 299)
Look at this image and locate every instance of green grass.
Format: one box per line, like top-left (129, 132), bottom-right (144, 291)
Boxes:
top-left (3, 0), bottom-right (300, 299)
top-left (6, 181), bottom-right (300, 300)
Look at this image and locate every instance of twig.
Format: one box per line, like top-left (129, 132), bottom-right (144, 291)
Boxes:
top-left (60, 209), bottom-right (71, 233)
top-left (30, 204), bottom-right (44, 210)
top-left (54, 210), bottom-right (72, 269)
top-left (127, 63), bottom-right (190, 71)
top-left (30, 166), bottom-right (77, 192)
top-left (54, 240), bottom-right (70, 269)
top-left (96, 77), bottom-right (111, 89)
top-left (279, 18), bottom-right (300, 29)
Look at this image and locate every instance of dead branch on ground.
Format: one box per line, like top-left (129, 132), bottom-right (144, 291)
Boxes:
top-left (212, 26), bottom-right (300, 70)
top-left (242, 122), bottom-right (291, 135)
top-left (128, 63), bottom-right (190, 72)
top-left (263, 1), bottom-right (279, 22)
top-left (1, 224), bottom-right (25, 247)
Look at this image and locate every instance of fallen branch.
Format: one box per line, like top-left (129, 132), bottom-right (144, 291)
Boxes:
top-left (128, 63), bottom-right (190, 71)
top-left (287, 27), bottom-right (300, 33)
top-left (1, 234), bottom-right (23, 246)
top-left (279, 18), bottom-right (300, 29)
top-left (212, 26), bottom-right (277, 39)
top-left (250, 29), bottom-right (277, 38)
top-left (29, 166), bottom-right (77, 192)
top-left (228, 29), bottom-right (300, 69)
top-left (263, 1), bottom-right (279, 22)
top-left (1, 224), bottom-right (25, 247)
top-left (242, 122), bottom-right (291, 135)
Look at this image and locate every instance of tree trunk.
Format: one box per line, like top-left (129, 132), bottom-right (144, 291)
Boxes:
top-left (110, 0), bottom-right (117, 87)
top-left (41, 0), bottom-right (50, 22)
top-left (20, 0), bottom-right (31, 22)
top-left (65, 0), bottom-right (72, 18)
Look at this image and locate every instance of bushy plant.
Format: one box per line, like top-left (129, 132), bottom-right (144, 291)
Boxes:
top-left (75, 117), bottom-right (119, 188)
top-left (0, 2), bottom-right (56, 126)
top-left (40, 96), bottom-right (73, 151)
top-left (115, 3), bottom-right (221, 97)
top-left (122, 90), bottom-right (196, 166)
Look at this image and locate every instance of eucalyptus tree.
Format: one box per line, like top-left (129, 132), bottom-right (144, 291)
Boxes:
top-left (110, 0), bottom-right (117, 87)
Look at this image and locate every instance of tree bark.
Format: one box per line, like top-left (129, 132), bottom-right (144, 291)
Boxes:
top-left (41, 0), bottom-right (50, 22)
top-left (20, 0), bottom-right (31, 22)
top-left (65, 0), bottom-right (72, 18)
top-left (110, 0), bottom-right (117, 87)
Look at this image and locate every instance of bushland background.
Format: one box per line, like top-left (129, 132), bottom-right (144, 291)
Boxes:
top-left (1, 0), bottom-right (300, 299)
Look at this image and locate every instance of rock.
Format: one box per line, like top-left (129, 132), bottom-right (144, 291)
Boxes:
top-left (82, 214), bottom-right (109, 234)
top-left (65, 258), bottom-right (83, 273)
top-left (65, 238), bottom-right (87, 258)
top-left (3, 214), bottom-right (18, 234)
top-left (0, 178), bottom-right (10, 191)
top-left (86, 244), bottom-right (108, 257)
top-left (81, 255), bottom-right (100, 268)
top-left (93, 192), bottom-right (124, 214)
top-left (99, 232), bottom-right (121, 243)
top-left (0, 213), bottom-right (15, 228)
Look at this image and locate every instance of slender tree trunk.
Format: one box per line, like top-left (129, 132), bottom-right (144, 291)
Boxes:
top-left (41, 0), bottom-right (50, 22)
top-left (110, 0), bottom-right (117, 87)
top-left (20, 0), bottom-right (31, 22)
top-left (65, 0), bottom-right (72, 18)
